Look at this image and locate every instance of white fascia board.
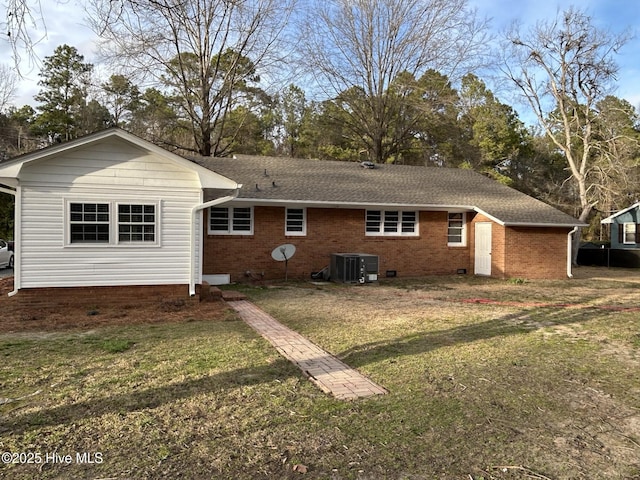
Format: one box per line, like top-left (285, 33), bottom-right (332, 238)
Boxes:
top-left (472, 207), bottom-right (505, 225)
top-left (601, 202), bottom-right (640, 224)
top-left (0, 128), bottom-right (239, 190)
top-left (473, 207), bottom-right (585, 228)
top-left (0, 184), bottom-right (17, 195)
top-left (0, 166), bottom-right (23, 181)
top-left (0, 128), bottom-right (125, 167)
top-left (502, 221), bottom-right (588, 228)
top-left (230, 197), bottom-right (478, 212)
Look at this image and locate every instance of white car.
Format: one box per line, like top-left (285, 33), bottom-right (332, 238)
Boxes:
top-left (0, 239), bottom-right (14, 269)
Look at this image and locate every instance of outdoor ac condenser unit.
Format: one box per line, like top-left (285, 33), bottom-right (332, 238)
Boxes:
top-left (330, 253), bottom-right (379, 284)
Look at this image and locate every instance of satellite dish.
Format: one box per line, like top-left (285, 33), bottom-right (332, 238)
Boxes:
top-left (271, 243), bottom-right (296, 261)
top-left (271, 244), bottom-right (296, 280)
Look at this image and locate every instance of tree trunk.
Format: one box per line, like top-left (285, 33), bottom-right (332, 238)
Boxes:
top-left (571, 204), bottom-right (592, 266)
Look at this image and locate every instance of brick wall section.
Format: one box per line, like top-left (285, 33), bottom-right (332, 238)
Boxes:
top-left (13, 284), bottom-right (194, 309)
top-left (203, 207), bottom-right (472, 282)
top-left (490, 218), bottom-right (507, 278)
top-left (504, 227), bottom-right (570, 279)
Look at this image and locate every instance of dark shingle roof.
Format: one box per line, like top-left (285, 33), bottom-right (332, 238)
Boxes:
top-left (195, 155), bottom-right (582, 227)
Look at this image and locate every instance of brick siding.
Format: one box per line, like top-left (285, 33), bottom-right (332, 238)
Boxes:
top-left (12, 284), bottom-right (194, 309)
top-left (204, 206), bottom-right (473, 282)
top-left (203, 206), bottom-right (572, 282)
top-left (503, 226), bottom-right (569, 279)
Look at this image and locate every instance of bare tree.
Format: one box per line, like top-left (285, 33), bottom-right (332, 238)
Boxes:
top-left (86, 0), bottom-right (296, 156)
top-left (0, 64), bottom-right (18, 110)
top-left (296, 0), bottom-right (491, 163)
top-left (589, 96), bottom-right (640, 238)
top-left (502, 7), bottom-right (631, 260)
top-left (2, 0), bottom-right (49, 74)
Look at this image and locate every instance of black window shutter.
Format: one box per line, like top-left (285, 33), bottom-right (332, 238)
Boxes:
top-left (636, 224), bottom-right (640, 243)
top-left (618, 224), bottom-right (624, 244)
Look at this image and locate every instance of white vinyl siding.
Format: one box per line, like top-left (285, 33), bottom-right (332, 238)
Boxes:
top-left (447, 212), bottom-right (467, 246)
top-left (285, 208), bottom-right (306, 236)
top-left (17, 139), bottom-right (204, 288)
top-left (366, 210), bottom-right (418, 236)
top-left (18, 138), bottom-right (204, 189)
top-left (208, 207), bottom-right (253, 235)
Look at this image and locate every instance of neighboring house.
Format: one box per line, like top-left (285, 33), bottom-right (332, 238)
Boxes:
top-left (601, 203), bottom-right (640, 249)
top-left (0, 128), bottom-right (584, 300)
top-left (595, 203), bottom-right (640, 268)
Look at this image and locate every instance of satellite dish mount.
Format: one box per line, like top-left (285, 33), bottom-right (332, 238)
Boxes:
top-left (271, 244), bottom-right (296, 281)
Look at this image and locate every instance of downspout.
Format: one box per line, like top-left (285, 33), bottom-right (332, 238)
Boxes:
top-left (567, 227), bottom-right (578, 278)
top-left (0, 185), bottom-right (18, 296)
top-left (189, 188), bottom-right (241, 296)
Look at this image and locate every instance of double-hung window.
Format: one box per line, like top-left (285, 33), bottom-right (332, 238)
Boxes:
top-left (209, 207), bottom-right (253, 235)
top-left (366, 210), bottom-right (418, 236)
top-left (69, 203), bottom-right (110, 243)
top-left (622, 223), bottom-right (639, 244)
top-left (118, 204), bottom-right (156, 243)
top-left (285, 208), bottom-right (306, 236)
top-left (447, 212), bottom-right (467, 246)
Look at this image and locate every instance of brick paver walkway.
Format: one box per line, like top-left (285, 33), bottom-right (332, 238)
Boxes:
top-left (228, 300), bottom-right (387, 400)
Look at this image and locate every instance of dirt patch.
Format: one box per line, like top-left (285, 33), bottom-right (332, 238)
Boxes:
top-left (0, 277), bottom-right (235, 333)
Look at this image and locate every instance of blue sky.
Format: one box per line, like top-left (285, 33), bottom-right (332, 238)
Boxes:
top-left (8, 0), bottom-right (640, 117)
top-left (469, 0), bottom-right (640, 106)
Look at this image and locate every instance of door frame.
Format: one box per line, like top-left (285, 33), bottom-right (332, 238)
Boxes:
top-left (474, 222), bottom-right (492, 276)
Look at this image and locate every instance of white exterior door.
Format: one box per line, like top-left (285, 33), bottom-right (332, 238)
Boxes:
top-left (474, 222), bottom-right (492, 276)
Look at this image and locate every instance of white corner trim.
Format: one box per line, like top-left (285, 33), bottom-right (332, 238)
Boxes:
top-left (189, 188), bottom-right (242, 296)
top-left (6, 186), bottom-right (19, 296)
top-left (567, 227), bottom-right (578, 278)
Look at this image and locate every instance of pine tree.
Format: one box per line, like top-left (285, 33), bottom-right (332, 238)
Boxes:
top-left (34, 45), bottom-right (93, 142)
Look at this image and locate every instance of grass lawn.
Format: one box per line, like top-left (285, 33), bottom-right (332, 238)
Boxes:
top-left (1, 268), bottom-right (640, 479)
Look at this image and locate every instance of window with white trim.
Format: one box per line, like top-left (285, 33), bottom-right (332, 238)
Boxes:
top-left (66, 200), bottom-right (161, 247)
top-left (209, 207), bottom-right (253, 235)
top-left (118, 204), bottom-right (156, 243)
top-left (366, 210), bottom-right (418, 236)
top-left (69, 202), bottom-right (110, 243)
top-left (623, 223), bottom-right (637, 244)
top-left (447, 212), bottom-right (467, 246)
top-left (286, 208), bottom-right (306, 236)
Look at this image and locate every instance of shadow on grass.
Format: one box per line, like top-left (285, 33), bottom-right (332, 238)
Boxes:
top-left (2, 303), bottom-right (609, 437)
top-left (338, 305), bottom-right (607, 368)
top-left (2, 358), bottom-right (297, 436)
